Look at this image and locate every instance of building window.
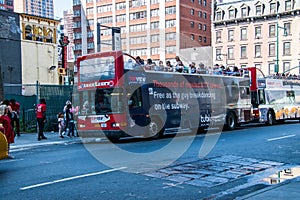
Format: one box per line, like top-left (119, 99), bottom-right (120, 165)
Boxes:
top-left (241, 46), bottom-right (247, 59)
top-left (130, 36), bottom-right (147, 44)
top-left (131, 0), bottom-right (147, 7)
top-left (269, 63), bottom-right (275, 75)
top-left (191, 9), bottom-right (194, 15)
top-left (151, 9), bottom-right (159, 17)
top-left (166, 46), bottom-right (176, 54)
top-left (198, 36), bottom-right (202, 42)
top-left (203, 12), bottom-right (207, 19)
top-left (203, 0), bottom-right (207, 6)
top-left (228, 30), bottom-right (234, 41)
top-left (166, 6), bottom-right (176, 14)
top-left (216, 11), bottom-right (222, 20)
top-left (256, 5), bottom-right (262, 15)
top-left (283, 62), bottom-right (290, 72)
top-left (198, 23), bottom-right (202, 30)
top-left (87, 42), bottom-right (94, 49)
top-left (86, 8), bottom-right (93, 15)
top-left (216, 49), bottom-right (222, 60)
top-left (241, 28), bottom-right (247, 40)
top-left (269, 43), bottom-right (275, 56)
top-left (269, 24), bottom-right (276, 37)
top-left (151, 0), bottom-right (159, 4)
top-left (166, 32), bottom-right (176, 40)
top-left (198, 11), bottom-right (202, 18)
top-left (130, 11), bottom-right (147, 20)
top-left (97, 4), bottom-right (112, 13)
top-left (284, 22), bottom-right (291, 35)
top-left (190, 21), bottom-right (194, 28)
top-left (203, 37), bottom-right (206, 43)
top-left (151, 47), bottom-right (159, 55)
top-left (228, 47), bottom-right (234, 60)
top-left (255, 45), bottom-right (261, 57)
top-left (255, 26), bottom-right (262, 39)
top-left (116, 14), bottom-right (126, 22)
top-left (203, 25), bottom-right (206, 31)
top-left (191, 34), bottom-right (194, 40)
top-left (116, 2), bottom-right (126, 10)
top-left (229, 9), bottom-right (235, 19)
top-left (87, 31), bottom-right (93, 38)
top-left (285, 0), bottom-right (292, 11)
top-left (283, 42), bottom-right (291, 55)
top-left (151, 34), bottom-right (159, 42)
top-left (151, 21), bottom-right (159, 29)
top-left (216, 31), bottom-right (221, 43)
top-left (198, 0), bottom-right (202, 5)
top-left (270, 2), bottom-right (276, 14)
top-left (241, 7), bottom-right (248, 18)
top-left (166, 20), bottom-right (176, 28)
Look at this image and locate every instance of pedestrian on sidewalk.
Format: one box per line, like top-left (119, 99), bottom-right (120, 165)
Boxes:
top-left (57, 112), bottom-right (65, 138)
top-left (0, 104), bottom-right (14, 158)
top-left (65, 104), bottom-right (75, 137)
top-left (10, 99), bottom-right (21, 137)
top-left (36, 98), bottom-right (47, 141)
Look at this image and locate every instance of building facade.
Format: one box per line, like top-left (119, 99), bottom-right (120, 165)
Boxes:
top-left (0, 10), bottom-right (22, 96)
top-left (212, 0), bottom-right (300, 76)
top-left (0, 0), bottom-right (13, 11)
top-left (15, 0), bottom-right (54, 19)
top-left (72, 0), bottom-right (211, 64)
top-left (20, 13), bottom-right (60, 88)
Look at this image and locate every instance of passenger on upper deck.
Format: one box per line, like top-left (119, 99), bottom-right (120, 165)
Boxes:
top-left (166, 60), bottom-right (174, 72)
top-left (197, 63), bottom-right (207, 74)
top-left (175, 56), bottom-right (184, 73)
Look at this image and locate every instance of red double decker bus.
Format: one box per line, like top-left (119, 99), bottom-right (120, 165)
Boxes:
top-left (75, 51), bottom-right (254, 141)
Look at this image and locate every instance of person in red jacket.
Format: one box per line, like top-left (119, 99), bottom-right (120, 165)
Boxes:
top-left (36, 98), bottom-right (47, 141)
top-left (0, 104), bottom-right (14, 158)
top-left (10, 99), bottom-right (21, 137)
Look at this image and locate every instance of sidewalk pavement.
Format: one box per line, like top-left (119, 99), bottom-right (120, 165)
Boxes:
top-left (9, 133), bottom-right (300, 199)
top-left (10, 132), bottom-right (103, 152)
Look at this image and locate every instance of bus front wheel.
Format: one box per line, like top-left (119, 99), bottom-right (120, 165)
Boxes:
top-left (225, 112), bottom-right (237, 130)
top-left (147, 118), bottom-right (164, 139)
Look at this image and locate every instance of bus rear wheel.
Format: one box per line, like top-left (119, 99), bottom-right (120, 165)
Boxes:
top-left (147, 118), bottom-right (164, 139)
top-left (266, 110), bottom-right (275, 125)
top-left (225, 112), bottom-right (237, 130)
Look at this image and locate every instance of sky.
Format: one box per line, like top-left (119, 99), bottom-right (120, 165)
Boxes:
top-left (53, 0), bottom-right (73, 19)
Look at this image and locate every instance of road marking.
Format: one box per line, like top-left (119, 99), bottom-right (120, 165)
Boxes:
top-left (20, 167), bottom-right (127, 190)
top-left (267, 134), bottom-right (296, 141)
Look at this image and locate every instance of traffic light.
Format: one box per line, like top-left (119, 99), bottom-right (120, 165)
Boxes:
top-left (58, 68), bottom-right (65, 75)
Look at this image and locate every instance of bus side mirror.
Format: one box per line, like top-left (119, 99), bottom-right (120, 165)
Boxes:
top-left (128, 100), bottom-right (133, 106)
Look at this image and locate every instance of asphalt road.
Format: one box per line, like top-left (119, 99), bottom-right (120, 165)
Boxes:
top-left (1, 121), bottom-right (300, 200)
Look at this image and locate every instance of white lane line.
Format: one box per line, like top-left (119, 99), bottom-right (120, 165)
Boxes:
top-left (20, 167), bottom-right (127, 190)
top-left (267, 134), bottom-right (296, 141)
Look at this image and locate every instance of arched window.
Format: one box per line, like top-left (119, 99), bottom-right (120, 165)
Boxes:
top-left (45, 29), bottom-right (53, 43)
top-left (36, 27), bottom-right (43, 42)
top-left (25, 25), bottom-right (33, 40)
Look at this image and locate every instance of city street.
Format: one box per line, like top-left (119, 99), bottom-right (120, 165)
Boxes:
top-left (0, 121), bottom-right (300, 200)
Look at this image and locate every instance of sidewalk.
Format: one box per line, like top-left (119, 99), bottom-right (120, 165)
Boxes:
top-left (239, 178), bottom-right (300, 199)
top-left (9, 133), bottom-right (300, 199)
top-left (10, 132), bottom-right (102, 152)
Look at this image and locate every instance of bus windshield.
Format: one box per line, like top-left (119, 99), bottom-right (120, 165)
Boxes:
top-left (95, 88), bottom-right (124, 114)
top-left (79, 56), bottom-right (115, 82)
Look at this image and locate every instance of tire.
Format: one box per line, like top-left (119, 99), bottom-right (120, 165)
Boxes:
top-left (147, 117), bottom-right (164, 139)
top-left (266, 110), bottom-right (275, 125)
top-left (225, 112), bottom-right (237, 130)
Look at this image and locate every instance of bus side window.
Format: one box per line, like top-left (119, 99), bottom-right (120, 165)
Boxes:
top-left (258, 90), bottom-right (265, 104)
top-left (129, 87), bottom-right (142, 108)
